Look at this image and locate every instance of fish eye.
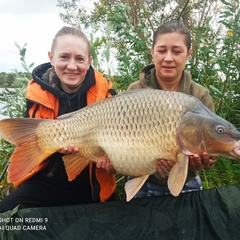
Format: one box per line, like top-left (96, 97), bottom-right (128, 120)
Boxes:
top-left (216, 125), bottom-right (225, 134)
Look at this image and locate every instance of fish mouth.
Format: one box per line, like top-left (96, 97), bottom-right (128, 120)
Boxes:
top-left (233, 144), bottom-right (240, 159)
top-left (224, 141), bottom-right (240, 159)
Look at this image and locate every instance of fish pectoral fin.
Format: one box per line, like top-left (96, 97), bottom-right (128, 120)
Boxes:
top-left (125, 174), bottom-right (150, 202)
top-left (168, 153), bottom-right (188, 197)
top-left (62, 154), bottom-right (90, 181)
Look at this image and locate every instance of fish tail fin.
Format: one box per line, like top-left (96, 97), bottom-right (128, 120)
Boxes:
top-left (125, 174), bottom-right (149, 201)
top-left (0, 118), bottom-right (53, 183)
top-left (168, 152), bottom-right (189, 196)
top-left (0, 118), bottom-right (43, 145)
top-left (63, 154), bottom-right (91, 181)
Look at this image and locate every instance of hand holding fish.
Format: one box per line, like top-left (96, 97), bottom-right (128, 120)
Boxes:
top-left (156, 152), bottom-right (217, 178)
top-left (59, 146), bottom-right (116, 174)
top-left (156, 160), bottom-right (174, 177)
top-left (96, 155), bottom-right (116, 174)
top-left (189, 152), bottom-right (217, 170)
top-left (58, 145), bottom-right (79, 155)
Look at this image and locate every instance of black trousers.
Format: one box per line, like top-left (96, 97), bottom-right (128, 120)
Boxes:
top-left (0, 157), bottom-right (115, 213)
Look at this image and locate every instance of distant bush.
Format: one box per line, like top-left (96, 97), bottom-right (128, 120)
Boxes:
top-left (0, 43), bottom-right (32, 200)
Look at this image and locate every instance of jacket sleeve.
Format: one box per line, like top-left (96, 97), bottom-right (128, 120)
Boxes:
top-left (24, 100), bottom-right (34, 118)
top-left (107, 81), bottom-right (117, 97)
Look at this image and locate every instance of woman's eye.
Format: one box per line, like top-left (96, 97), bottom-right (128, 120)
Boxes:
top-left (60, 55), bottom-right (68, 60)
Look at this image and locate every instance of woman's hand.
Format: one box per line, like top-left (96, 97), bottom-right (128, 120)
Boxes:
top-left (156, 160), bottom-right (174, 178)
top-left (58, 144), bottom-right (79, 155)
top-left (188, 152), bottom-right (217, 171)
top-left (156, 152), bottom-right (217, 178)
top-left (58, 146), bottom-right (116, 174)
top-left (96, 155), bottom-right (116, 174)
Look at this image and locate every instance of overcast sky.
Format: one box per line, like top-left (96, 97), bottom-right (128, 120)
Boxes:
top-left (0, 0), bottom-right (70, 73)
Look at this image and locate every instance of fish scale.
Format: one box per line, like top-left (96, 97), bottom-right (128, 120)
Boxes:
top-left (33, 90), bottom-right (216, 174)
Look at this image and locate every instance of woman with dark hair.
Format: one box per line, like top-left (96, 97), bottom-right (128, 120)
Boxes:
top-left (126, 20), bottom-right (217, 198)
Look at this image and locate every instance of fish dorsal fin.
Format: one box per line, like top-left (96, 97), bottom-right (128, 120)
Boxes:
top-left (62, 154), bottom-right (90, 181)
top-left (125, 174), bottom-right (150, 201)
top-left (168, 152), bottom-right (189, 196)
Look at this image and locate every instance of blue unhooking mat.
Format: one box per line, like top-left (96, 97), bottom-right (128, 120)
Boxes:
top-left (0, 184), bottom-right (240, 240)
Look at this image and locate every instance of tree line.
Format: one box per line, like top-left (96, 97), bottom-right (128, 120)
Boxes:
top-left (0, 72), bottom-right (31, 88)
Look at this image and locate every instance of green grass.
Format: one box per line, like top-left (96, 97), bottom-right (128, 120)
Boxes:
top-left (200, 157), bottom-right (240, 189)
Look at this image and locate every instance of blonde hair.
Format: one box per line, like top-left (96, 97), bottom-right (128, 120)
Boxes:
top-left (51, 26), bottom-right (91, 57)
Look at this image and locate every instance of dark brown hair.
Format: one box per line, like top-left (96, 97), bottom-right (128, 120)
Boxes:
top-left (152, 20), bottom-right (191, 50)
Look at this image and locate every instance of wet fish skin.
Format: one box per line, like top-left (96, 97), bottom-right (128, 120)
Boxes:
top-left (0, 89), bottom-right (240, 201)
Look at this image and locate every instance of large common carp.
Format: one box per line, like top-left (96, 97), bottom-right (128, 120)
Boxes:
top-left (0, 89), bottom-right (240, 201)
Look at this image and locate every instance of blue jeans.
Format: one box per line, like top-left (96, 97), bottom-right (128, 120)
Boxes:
top-left (127, 176), bottom-right (203, 198)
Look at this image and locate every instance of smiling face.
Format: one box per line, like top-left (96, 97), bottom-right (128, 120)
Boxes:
top-left (151, 32), bottom-right (192, 90)
top-left (48, 35), bottom-right (92, 93)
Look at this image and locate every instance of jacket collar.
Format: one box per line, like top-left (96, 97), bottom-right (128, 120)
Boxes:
top-left (139, 64), bottom-right (192, 93)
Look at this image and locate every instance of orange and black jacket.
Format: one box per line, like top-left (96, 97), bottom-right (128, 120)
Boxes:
top-left (14, 62), bottom-right (116, 202)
